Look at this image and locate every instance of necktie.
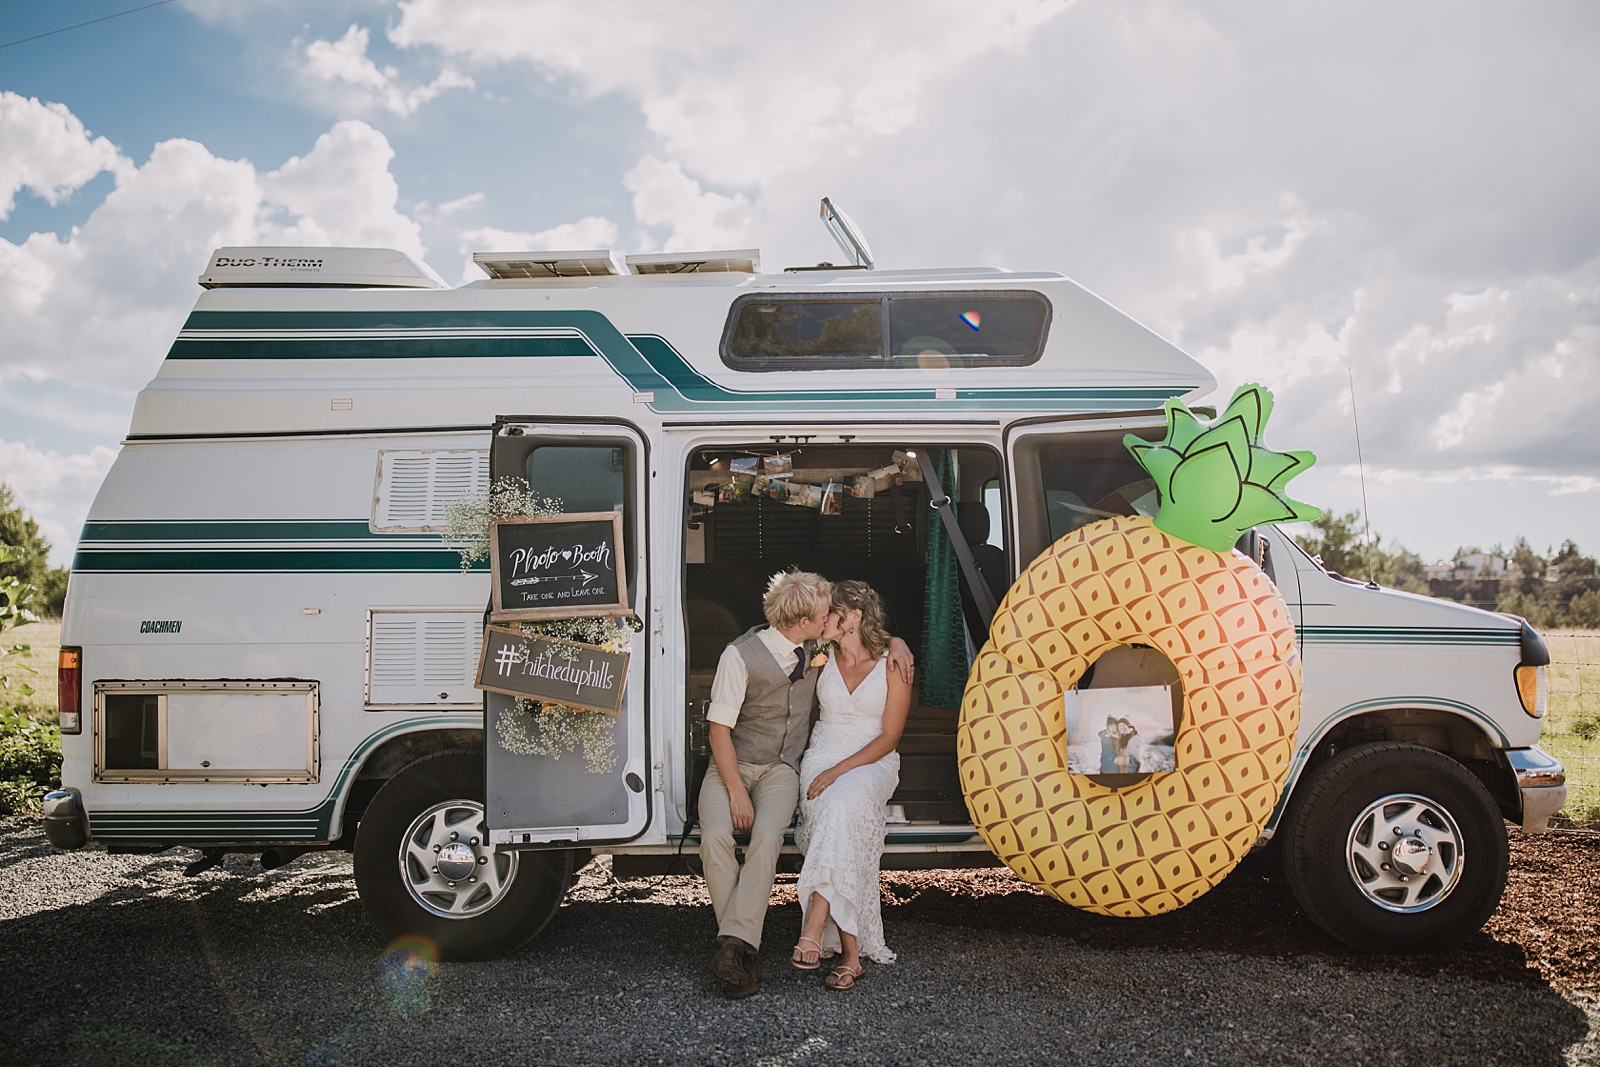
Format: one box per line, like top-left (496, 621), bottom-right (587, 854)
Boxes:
top-left (788, 646), bottom-right (807, 683)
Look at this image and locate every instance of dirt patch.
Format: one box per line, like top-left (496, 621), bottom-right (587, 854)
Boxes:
top-left (767, 829), bottom-right (1600, 995)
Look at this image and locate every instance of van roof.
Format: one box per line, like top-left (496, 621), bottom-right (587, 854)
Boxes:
top-left (128, 247), bottom-right (1217, 438)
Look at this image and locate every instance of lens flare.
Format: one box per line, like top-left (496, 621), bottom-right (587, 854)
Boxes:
top-left (960, 311), bottom-right (981, 331)
top-left (377, 935), bottom-right (439, 1017)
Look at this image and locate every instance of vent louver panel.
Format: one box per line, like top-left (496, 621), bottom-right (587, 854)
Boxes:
top-left (372, 450), bottom-right (490, 532)
top-left (367, 610), bottom-right (483, 707)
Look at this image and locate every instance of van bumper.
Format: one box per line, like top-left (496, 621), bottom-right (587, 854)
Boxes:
top-left (1506, 748), bottom-right (1566, 833)
top-left (41, 789), bottom-right (89, 849)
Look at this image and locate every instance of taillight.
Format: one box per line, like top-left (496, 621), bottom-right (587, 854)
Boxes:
top-left (58, 647), bottom-right (81, 734)
top-left (1515, 663), bottom-right (1546, 718)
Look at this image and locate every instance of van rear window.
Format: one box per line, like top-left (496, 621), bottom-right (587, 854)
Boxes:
top-left (721, 291), bottom-right (1050, 370)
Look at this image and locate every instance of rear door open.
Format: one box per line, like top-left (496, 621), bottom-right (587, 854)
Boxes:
top-left (484, 418), bottom-right (651, 848)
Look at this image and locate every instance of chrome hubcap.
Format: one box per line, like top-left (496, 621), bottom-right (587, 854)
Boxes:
top-left (1345, 793), bottom-right (1464, 914)
top-left (399, 800), bottom-right (518, 919)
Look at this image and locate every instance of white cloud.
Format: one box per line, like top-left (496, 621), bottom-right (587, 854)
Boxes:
top-left (301, 24), bottom-right (474, 119)
top-left (623, 157), bottom-right (755, 252)
top-left (0, 439), bottom-right (118, 562)
top-left (437, 192), bottom-right (485, 216)
top-left (0, 109), bottom-right (430, 393)
top-left (457, 217), bottom-right (619, 282)
top-left (0, 91), bottom-right (127, 220)
top-left (390, 0), bottom-right (1072, 189)
top-left (261, 121), bottom-right (424, 258)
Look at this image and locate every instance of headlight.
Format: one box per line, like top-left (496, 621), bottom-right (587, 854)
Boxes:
top-left (1515, 664), bottom-right (1547, 718)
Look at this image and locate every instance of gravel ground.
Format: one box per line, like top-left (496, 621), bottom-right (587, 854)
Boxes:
top-left (0, 819), bottom-right (1595, 1067)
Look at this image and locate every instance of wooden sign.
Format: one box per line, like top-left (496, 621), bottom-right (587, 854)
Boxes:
top-left (474, 625), bottom-right (630, 715)
top-left (489, 511), bottom-right (629, 622)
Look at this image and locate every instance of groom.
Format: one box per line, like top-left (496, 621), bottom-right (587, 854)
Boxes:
top-left (700, 569), bottom-right (913, 999)
top-left (700, 569), bottom-right (834, 999)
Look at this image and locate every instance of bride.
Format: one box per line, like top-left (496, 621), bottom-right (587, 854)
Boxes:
top-left (790, 580), bottom-right (911, 990)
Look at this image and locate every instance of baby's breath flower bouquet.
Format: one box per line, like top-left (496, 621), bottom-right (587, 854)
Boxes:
top-left (446, 477), bottom-right (633, 774)
top-left (443, 477), bottom-right (562, 569)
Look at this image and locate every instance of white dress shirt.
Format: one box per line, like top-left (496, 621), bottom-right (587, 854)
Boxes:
top-left (705, 626), bottom-right (806, 729)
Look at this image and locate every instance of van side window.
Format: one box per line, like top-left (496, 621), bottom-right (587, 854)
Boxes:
top-left (1039, 439), bottom-right (1159, 542)
top-left (510, 439), bottom-right (638, 605)
top-left (524, 445), bottom-right (628, 513)
top-left (721, 291), bottom-right (1051, 371)
top-left (1014, 432), bottom-right (1275, 582)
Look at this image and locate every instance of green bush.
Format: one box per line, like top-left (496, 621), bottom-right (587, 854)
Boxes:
top-left (0, 709), bottom-right (59, 814)
top-left (1567, 589), bottom-right (1600, 630)
top-left (0, 542), bottom-right (57, 812)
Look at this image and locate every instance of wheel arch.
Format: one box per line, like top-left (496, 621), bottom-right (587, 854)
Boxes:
top-left (1266, 701), bottom-right (1519, 836)
top-left (331, 724), bottom-right (483, 842)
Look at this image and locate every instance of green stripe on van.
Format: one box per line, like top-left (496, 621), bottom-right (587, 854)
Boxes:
top-left (1297, 625), bottom-right (1518, 646)
top-left (163, 309), bottom-right (1196, 414)
top-left (72, 520), bottom-right (481, 574)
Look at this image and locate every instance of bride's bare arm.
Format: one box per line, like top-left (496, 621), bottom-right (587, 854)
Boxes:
top-left (806, 668), bottom-right (913, 799)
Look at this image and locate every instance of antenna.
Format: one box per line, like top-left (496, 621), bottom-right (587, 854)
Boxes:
top-left (1348, 368), bottom-right (1379, 589)
top-left (819, 197), bottom-right (874, 269)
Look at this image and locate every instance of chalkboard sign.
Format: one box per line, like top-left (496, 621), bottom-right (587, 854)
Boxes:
top-left (475, 625), bottom-right (630, 715)
top-left (489, 511), bottom-right (629, 622)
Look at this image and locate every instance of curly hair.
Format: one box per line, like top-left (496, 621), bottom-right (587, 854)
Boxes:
top-left (831, 579), bottom-right (890, 658)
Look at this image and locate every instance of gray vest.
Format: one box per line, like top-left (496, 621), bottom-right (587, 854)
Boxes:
top-left (728, 627), bottom-right (818, 770)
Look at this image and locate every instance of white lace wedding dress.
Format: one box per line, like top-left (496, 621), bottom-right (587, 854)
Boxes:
top-left (795, 652), bottom-right (900, 964)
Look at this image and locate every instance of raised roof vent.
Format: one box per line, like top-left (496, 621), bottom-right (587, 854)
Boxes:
top-left (625, 249), bottom-right (760, 275)
top-left (473, 250), bottom-right (624, 279)
top-left (198, 247), bottom-right (446, 289)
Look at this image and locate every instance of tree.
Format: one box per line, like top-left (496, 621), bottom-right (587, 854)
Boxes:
top-left (1293, 509), bottom-right (1427, 591)
top-left (1295, 509), bottom-right (1369, 578)
top-left (1510, 536), bottom-right (1545, 583)
top-left (0, 484), bottom-right (68, 617)
top-left (1552, 540), bottom-right (1597, 577)
top-left (1568, 589), bottom-right (1600, 629)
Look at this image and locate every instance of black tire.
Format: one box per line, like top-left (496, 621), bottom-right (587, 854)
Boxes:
top-left (1281, 742), bottom-right (1507, 953)
top-left (353, 750), bottom-right (574, 962)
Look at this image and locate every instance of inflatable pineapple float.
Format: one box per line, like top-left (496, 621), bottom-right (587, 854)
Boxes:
top-left (959, 384), bottom-right (1319, 916)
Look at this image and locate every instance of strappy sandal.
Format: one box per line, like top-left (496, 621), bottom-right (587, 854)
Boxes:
top-left (824, 962), bottom-right (863, 990)
top-left (791, 936), bottom-right (822, 971)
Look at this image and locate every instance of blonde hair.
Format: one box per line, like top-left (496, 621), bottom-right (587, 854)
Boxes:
top-left (763, 570), bottom-right (833, 630)
top-left (831, 580), bottom-right (890, 658)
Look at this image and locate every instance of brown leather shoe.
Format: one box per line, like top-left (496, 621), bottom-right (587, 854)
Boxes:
top-left (711, 937), bottom-right (753, 987)
top-left (723, 945), bottom-right (760, 1000)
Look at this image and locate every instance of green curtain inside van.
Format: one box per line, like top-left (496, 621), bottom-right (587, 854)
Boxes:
top-left (919, 448), bottom-right (967, 710)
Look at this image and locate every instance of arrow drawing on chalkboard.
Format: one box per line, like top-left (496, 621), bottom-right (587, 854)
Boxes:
top-left (509, 571), bottom-right (600, 588)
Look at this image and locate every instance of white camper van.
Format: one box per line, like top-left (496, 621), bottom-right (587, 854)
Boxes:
top-left (41, 238), bottom-right (1566, 961)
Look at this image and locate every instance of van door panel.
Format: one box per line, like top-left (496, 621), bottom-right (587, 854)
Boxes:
top-left (484, 420), bottom-right (650, 846)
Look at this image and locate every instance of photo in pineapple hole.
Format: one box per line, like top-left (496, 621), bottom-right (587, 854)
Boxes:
top-left (1064, 684), bottom-right (1178, 774)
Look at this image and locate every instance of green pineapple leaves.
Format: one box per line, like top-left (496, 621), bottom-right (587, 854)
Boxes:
top-left (1123, 383), bottom-right (1320, 552)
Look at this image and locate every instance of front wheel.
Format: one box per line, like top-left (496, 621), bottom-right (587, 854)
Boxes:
top-left (1280, 742), bottom-right (1508, 953)
top-left (353, 750), bottom-right (574, 961)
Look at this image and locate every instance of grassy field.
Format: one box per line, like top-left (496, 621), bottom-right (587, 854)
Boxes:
top-left (1541, 631), bottom-right (1600, 829)
top-left (4, 621), bottom-right (1596, 826)
top-left (2, 620), bottom-right (58, 723)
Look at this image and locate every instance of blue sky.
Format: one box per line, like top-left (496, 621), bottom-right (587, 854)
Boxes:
top-left (2, 0), bottom-right (1598, 564)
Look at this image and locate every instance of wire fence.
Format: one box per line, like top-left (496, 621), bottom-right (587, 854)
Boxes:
top-left (1542, 631), bottom-right (1600, 829)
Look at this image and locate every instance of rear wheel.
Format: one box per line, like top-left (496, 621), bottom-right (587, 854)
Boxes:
top-left (353, 750), bottom-right (574, 961)
top-left (1281, 742), bottom-right (1507, 953)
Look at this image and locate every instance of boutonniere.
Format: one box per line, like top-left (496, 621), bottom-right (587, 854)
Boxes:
top-left (809, 642), bottom-right (833, 670)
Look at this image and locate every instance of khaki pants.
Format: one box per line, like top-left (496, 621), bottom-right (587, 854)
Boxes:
top-left (697, 759), bottom-right (799, 949)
